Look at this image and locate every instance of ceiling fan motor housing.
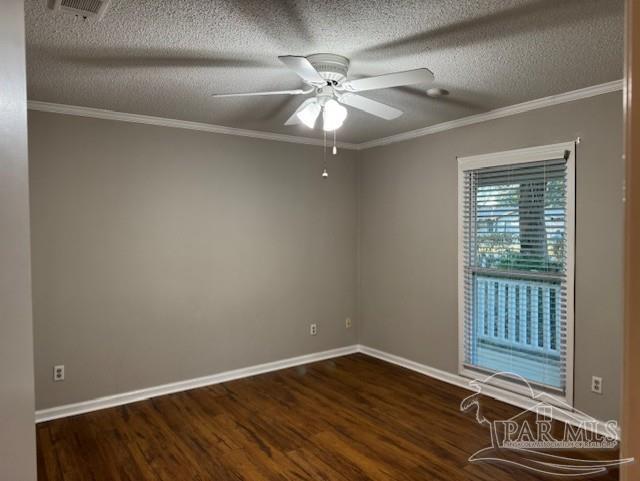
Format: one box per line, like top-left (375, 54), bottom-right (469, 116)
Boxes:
top-left (306, 53), bottom-right (350, 85)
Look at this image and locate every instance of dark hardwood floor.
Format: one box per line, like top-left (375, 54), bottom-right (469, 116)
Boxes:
top-left (36, 354), bottom-right (619, 480)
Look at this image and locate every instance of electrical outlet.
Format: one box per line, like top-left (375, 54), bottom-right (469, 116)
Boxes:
top-left (591, 376), bottom-right (603, 394)
top-left (310, 323), bottom-right (318, 336)
top-left (345, 318), bottom-right (352, 329)
top-left (53, 365), bottom-right (65, 382)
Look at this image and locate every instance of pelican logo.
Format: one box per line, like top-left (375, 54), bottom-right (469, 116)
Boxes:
top-left (460, 372), bottom-right (633, 476)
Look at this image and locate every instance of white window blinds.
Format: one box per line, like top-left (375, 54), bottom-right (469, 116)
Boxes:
top-left (459, 143), bottom-right (575, 401)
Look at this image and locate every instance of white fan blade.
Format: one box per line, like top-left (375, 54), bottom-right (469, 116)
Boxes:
top-left (278, 56), bottom-right (327, 86)
top-left (212, 88), bottom-right (312, 98)
top-left (284, 98), bottom-right (316, 125)
top-left (338, 93), bottom-right (403, 120)
top-left (342, 68), bottom-right (434, 92)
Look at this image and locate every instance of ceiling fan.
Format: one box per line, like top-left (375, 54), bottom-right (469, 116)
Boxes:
top-left (211, 53), bottom-right (434, 132)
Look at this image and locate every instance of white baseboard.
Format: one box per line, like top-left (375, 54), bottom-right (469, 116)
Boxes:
top-left (35, 344), bottom-right (359, 423)
top-left (359, 345), bottom-right (620, 440)
top-left (359, 345), bottom-right (471, 389)
top-left (35, 343), bottom-right (619, 440)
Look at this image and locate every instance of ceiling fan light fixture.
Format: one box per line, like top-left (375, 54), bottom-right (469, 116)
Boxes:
top-left (212, 54), bottom-right (434, 131)
top-left (296, 101), bottom-right (321, 128)
top-left (322, 99), bottom-right (347, 132)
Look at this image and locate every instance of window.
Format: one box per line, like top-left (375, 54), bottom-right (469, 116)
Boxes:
top-left (458, 142), bottom-right (575, 405)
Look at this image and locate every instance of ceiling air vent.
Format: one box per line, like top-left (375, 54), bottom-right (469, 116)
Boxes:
top-left (50, 0), bottom-right (111, 21)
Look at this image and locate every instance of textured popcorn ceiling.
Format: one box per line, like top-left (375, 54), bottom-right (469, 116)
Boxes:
top-left (25, 0), bottom-right (624, 144)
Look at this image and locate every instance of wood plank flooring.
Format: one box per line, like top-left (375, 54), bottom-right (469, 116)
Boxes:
top-left (36, 354), bottom-right (619, 480)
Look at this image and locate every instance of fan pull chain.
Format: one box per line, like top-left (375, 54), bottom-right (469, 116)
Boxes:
top-left (322, 131), bottom-right (328, 178)
top-left (332, 130), bottom-right (337, 155)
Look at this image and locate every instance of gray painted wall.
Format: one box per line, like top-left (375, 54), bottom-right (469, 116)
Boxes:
top-left (29, 111), bottom-right (358, 409)
top-left (358, 92), bottom-right (624, 421)
top-left (29, 91), bottom-right (624, 424)
top-left (0, 0), bottom-right (37, 479)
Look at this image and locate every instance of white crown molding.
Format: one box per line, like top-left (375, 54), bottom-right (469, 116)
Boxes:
top-left (26, 101), bottom-right (361, 151)
top-left (29, 80), bottom-right (622, 152)
top-left (357, 79), bottom-right (624, 150)
top-left (359, 345), bottom-right (620, 440)
top-left (35, 344), bottom-right (359, 423)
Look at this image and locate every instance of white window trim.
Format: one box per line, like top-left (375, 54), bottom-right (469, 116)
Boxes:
top-left (457, 141), bottom-right (576, 408)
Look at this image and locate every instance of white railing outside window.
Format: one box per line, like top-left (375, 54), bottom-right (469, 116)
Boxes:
top-left (473, 275), bottom-right (562, 388)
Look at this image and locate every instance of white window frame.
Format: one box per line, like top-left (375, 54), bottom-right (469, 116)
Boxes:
top-left (457, 141), bottom-right (576, 407)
